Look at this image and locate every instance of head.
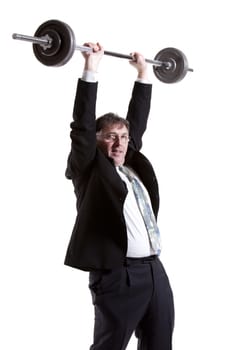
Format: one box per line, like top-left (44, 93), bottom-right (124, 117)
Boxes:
top-left (96, 113), bottom-right (130, 166)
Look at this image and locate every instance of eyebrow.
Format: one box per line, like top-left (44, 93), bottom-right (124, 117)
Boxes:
top-left (106, 132), bottom-right (129, 136)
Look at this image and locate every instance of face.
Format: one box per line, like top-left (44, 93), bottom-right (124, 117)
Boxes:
top-left (96, 124), bottom-right (130, 166)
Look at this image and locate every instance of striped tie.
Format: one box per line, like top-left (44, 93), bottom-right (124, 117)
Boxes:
top-left (119, 166), bottom-right (161, 255)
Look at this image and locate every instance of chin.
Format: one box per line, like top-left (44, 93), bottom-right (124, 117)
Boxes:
top-left (116, 160), bottom-right (124, 166)
top-left (112, 157), bottom-right (124, 166)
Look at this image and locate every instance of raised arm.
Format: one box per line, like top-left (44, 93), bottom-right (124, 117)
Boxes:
top-left (66, 43), bottom-right (104, 179)
top-left (126, 53), bottom-right (152, 151)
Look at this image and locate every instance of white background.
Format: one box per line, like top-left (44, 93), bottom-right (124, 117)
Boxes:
top-left (1, 0), bottom-right (233, 349)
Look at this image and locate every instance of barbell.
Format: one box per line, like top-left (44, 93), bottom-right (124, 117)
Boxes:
top-left (12, 19), bottom-right (193, 84)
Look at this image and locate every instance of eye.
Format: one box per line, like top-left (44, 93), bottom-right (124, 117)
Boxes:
top-left (121, 135), bottom-right (128, 141)
top-left (108, 134), bottom-right (117, 141)
top-left (121, 135), bottom-right (130, 142)
top-left (104, 134), bottom-right (117, 141)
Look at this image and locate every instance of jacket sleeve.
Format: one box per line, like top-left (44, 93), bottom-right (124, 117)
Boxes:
top-left (65, 79), bottom-right (98, 179)
top-left (126, 82), bottom-right (152, 151)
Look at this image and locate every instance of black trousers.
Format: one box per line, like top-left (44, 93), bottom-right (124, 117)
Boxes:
top-left (89, 256), bottom-right (174, 350)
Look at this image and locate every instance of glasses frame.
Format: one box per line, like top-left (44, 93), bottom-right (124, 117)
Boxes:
top-left (97, 132), bottom-right (131, 144)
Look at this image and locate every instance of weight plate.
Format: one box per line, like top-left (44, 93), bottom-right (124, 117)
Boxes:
top-left (153, 47), bottom-right (189, 83)
top-left (33, 19), bottom-right (76, 67)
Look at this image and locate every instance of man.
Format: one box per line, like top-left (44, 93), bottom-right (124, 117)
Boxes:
top-left (64, 42), bottom-right (174, 350)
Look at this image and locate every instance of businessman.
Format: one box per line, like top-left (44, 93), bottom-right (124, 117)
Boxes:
top-left (64, 42), bottom-right (174, 350)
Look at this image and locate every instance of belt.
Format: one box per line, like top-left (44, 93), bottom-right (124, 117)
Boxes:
top-left (124, 255), bottom-right (158, 266)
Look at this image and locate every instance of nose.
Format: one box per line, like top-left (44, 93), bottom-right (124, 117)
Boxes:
top-left (113, 136), bottom-right (124, 146)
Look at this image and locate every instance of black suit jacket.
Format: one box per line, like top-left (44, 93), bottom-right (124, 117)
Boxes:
top-left (64, 79), bottom-right (159, 271)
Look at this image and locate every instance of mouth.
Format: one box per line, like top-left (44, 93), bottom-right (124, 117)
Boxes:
top-left (111, 150), bottom-right (122, 156)
top-left (110, 149), bottom-right (125, 166)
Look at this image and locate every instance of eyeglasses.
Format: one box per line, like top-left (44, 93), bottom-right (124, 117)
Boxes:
top-left (97, 133), bottom-right (130, 143)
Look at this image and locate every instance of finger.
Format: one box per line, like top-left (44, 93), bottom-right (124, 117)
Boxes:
top-left (129, 52), bottom-right (137, 62)
top-left (97, 42), bottom-right (104, 51)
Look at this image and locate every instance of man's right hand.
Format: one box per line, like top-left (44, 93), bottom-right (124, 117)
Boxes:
top-left (129, 52), bottom-right (149, 81)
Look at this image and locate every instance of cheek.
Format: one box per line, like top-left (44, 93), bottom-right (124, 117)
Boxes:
top-left (98, 142), bottom-right (111, 155)
top-left (122, 145), bottom-right (128, 156)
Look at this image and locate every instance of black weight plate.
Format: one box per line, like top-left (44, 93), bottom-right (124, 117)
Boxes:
top-left (153, 47), bottom-right (188, 83)
top-left (33, 19), bottom-right (75, 66)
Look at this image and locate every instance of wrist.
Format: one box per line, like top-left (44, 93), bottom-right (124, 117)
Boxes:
top-left (136, 78), bottom-right (150, 84)
top-left (137, 71), bottom-right (149, 81)
top-left (82, 70), bottom-right (97, 82)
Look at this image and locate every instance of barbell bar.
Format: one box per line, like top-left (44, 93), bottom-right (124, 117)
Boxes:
top-left (12, 19), bottom-right (193, 83)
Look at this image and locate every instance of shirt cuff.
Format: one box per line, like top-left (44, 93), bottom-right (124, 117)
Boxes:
top-left (136, 78), bottom-right (151, 84)
top-left (81, 70), bottom-right (97, 82)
